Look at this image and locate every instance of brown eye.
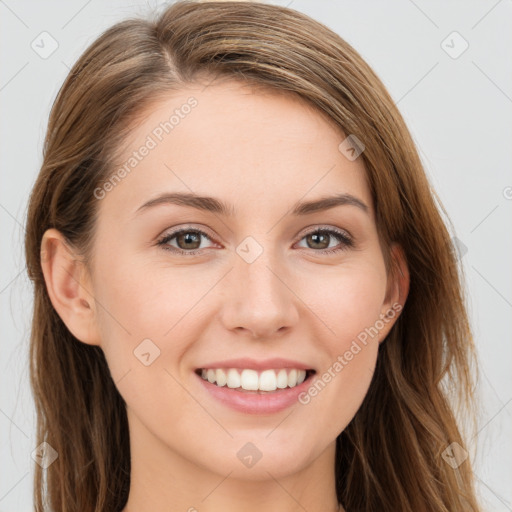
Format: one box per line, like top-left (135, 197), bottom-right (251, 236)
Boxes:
top-left (296, 228), bottom-right (354, 254)
top-left (157, 228), bottom-right (216, 255)
top-left (305, 232), bottom-right (330, 249)
top-left (175, 231), bottom-right (202, 250)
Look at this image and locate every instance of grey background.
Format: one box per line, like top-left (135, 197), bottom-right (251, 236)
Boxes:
top-left (1, 0), bottom-right (511, 510)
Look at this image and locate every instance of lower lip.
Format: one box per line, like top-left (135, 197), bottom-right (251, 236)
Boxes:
top-left (195, 371), bottom-right (315, 415)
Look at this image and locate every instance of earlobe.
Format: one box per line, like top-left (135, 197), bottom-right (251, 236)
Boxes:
top-left (40, 228), bottom-right (101, 346)
top-left (378, 243), bottom-right (410, 343)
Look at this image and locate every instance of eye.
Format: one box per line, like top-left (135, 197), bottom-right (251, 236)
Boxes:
top-left (156, 227), bottom-right (217, 255)
top-left (156, 225), bottom-right (354, 256)
top-left (295, 227), bottom-right (354, 254)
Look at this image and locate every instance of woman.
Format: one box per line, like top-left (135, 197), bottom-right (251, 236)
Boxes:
top-left (25, 1), bottom-right (481, 510)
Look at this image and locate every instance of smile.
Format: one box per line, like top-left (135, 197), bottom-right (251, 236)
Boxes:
top-left (196, 368), bottom-right (315, 393)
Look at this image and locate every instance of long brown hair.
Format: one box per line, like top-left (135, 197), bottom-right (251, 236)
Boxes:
top-left (25, 1), bottom-right (480, 510)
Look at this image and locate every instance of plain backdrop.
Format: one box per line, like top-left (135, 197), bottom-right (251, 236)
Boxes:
top-left (1, 1), bottom-right (511, 510)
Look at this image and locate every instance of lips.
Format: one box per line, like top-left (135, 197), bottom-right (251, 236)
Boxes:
top-left (194, 366), bottom-right (316, 414)
top-left (196, 357), bottom-right (315, 372)
top-left (193, 357), bottom-right (317, 413)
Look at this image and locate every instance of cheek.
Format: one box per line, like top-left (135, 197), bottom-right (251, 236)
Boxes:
top-left (293, 263), bottom-right (385, 428)
top-left (94, 256), bottom-right (198, 338)
top-left (91, 263), bottom-right (197, 421)
top-left (91, 254), bottom-right (223, 394)
top-left (297, 259), bottom-right (387, 345)
top-left (89, 260), bottom-right (171, 373)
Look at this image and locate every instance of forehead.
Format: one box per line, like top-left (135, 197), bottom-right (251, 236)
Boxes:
top-left (99, 79), bottom-right (373, 222)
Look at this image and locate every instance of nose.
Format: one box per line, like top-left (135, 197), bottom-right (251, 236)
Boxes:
top-left (218, 247), bottom-right (300, 339)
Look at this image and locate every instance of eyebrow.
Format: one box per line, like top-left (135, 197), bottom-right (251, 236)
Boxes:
top-left (135, 192), bottom-right (369, 217)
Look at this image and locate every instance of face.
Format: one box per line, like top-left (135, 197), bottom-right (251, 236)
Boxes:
top-left (52, 79), bottom-right (407, 483)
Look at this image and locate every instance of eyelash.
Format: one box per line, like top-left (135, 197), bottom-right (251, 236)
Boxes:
top-left (156, 226), bottom-right (354, 256)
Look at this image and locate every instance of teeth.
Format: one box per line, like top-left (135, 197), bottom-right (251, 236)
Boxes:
top-left (259, 369), bottom-right (276, 391)
top-left (227, 368), bottom-right (241, 389)
top-left (199, 368), bottom-right (309, 391)
top-left (216, 368), bottom-right (227, 387)
top-left (276, 369), bottom-right (288, 389)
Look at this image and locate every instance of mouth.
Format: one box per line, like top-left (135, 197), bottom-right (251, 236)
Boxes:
top-left (194, 367), bottom-right (317, 394)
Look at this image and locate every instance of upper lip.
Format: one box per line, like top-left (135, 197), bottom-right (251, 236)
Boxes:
top-left (196, 358), bottom-right (316, 372)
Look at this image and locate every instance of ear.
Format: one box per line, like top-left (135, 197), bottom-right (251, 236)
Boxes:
top-left (40, 228), bottom-right (101, 346)
top-left (377, 242), bottom-right (410, 343)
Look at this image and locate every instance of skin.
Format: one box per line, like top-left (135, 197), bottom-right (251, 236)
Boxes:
top-left (41, 78), bottom-right (409, 512)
